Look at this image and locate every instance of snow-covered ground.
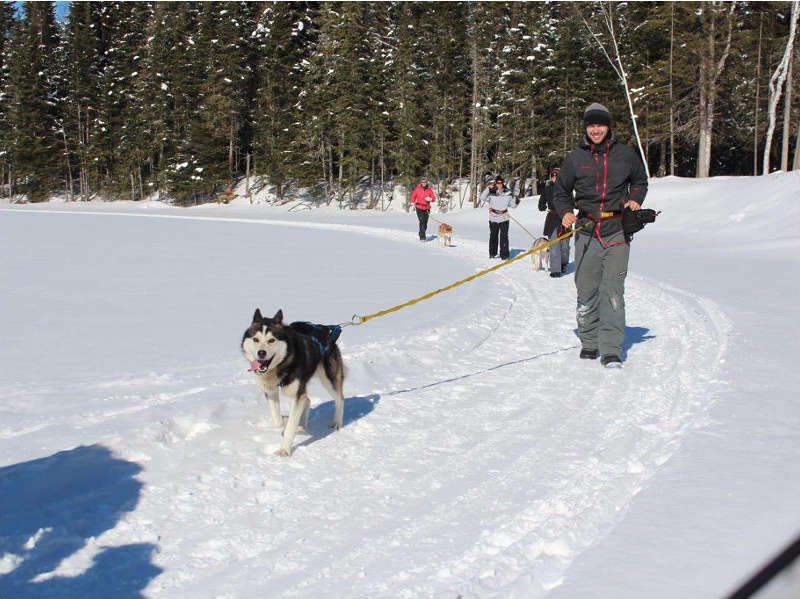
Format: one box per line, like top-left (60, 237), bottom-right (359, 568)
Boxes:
top-left (1, 172), bottom-right (799, 599)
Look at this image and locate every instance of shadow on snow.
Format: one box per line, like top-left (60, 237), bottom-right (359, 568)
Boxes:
top-left (622, 326), bottom-right (656, 359)
top-left (296, 394), bottom-right (381, 449)
top-left (0, 445), bottom-right (161, 599)
top-left (295, 327), bottom-right (653, 448)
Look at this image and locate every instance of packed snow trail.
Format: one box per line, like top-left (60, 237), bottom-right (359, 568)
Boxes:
top-left (0, 207), bottom-right (730, 599)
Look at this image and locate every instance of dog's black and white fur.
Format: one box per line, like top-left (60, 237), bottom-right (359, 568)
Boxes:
top-left (241, 309), bottom-right (345, 457)
top-left (530, 237), bottom-right (550, 271)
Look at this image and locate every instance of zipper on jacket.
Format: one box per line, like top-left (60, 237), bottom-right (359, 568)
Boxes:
top-left (601, 141), bottom-right (609, 210)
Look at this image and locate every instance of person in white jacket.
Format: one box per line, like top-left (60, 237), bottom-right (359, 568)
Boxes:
top-left (479, 175), bottom-right (520, 259)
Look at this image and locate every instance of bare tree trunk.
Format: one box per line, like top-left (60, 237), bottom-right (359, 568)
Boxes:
top-left (80, 102), bottom-right (91, 200)
top-left (369, 151), bottom-right (375, 208)
top-left (327, 142), bottom-right (334, 206)
top-left (763, 0), bottom-right (799, 174)
top-left (754, 12), bottom-right (763, 175)
top-left (228, 117), bottom-right (235, 187)
top-left (696, 1), bottom-right (737, 178)
top-left (380, 132), bottom-right (386, 211)
top-left (563, 74), bottom-right (569, 155)
top-left (669, 2), bottom-right (676, 175)
top-left (59, 121), bottom-right (74, 201)
top-left (320, 140), bottom-right (328, 203)
top-left (697, 56), bottom-right (712, 178)
top-left (582, 2), bottom-right (651, 177)
top-left (76, 103), bottom-right (82, 198)
top-left (794, 116), bottom-right (800, 170)
top-left (337, 131), bottom-right (344, 208)
top-left (781, 52), bottom-right (793, 171)
top-left (470, 34), bottom-right (480, 209)
top-left (245, 153), bottom-right (251, 203)
top-left (530, 108), bottom-right (538, 195)
top-left (644, 78), bottom-right (650, 168)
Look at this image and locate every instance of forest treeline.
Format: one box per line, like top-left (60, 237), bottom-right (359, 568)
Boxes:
top-left (0, 1), bottom-right (798, 205)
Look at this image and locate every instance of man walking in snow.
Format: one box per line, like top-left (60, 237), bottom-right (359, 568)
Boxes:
top-left (411, 176), bottom-right (436, 241)
top-left (552, 103), bottom-right (648, 367)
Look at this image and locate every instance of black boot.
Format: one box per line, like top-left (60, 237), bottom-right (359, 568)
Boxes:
top-left (579, 348), bottom-right (597, 360)
top-left (601, 354), bottom-right (622, 368)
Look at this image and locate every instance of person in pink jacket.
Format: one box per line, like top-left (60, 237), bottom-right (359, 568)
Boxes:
top-left (411, 176), bottom-right (436, 241)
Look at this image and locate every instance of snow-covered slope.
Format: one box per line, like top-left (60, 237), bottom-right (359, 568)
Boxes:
top-left (1, 172), bottom-right (799, 599)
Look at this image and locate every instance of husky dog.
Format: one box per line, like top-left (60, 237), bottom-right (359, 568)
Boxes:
top-left (437, 222), bottom-right (453, 247)
top-left (530, 237), bottom-right (550, 271)
top-left (241, 309), bottom-right (345, 457)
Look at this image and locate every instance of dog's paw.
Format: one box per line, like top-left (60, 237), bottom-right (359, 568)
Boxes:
top-left (274, 448), bottom-right (291, 457)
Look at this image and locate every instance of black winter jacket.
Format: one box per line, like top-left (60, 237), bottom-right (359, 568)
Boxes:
top-left (552, 133), bottom-right (648, 241)
top-left (538, 182), bottom-right (562, 237)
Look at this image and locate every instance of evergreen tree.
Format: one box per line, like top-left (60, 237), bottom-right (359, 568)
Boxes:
top-left (63, 0), bottom-right (103, 198)
top-left (388, 1), bottom-right (430, 199)
top-left (0, 1), bottom-right (797, 202)
top-left (183, 1), bottom-right (253, 199)
top-left (528, 2), bottom-right (576, 178)
top-left (422, 2), bottom-right (470, 201)
top-left (143, 1), bottom-right (196, 197)
top-left (360, 1), bottom-right (393, 208)
top-left (92, 2), bottom-right (152, 197)
top-left (465, 1), bottom-right (497, 206)
top-left (252, 1), bottom-right (318, 200)
top-left (305, 1), bottom-right (378, 204)
top-left (5, 1), bottom-right (61, 201)
top-left (0, 1), bottom-right (19, 195)
top-left (158, 2), bottom-right (203, 202)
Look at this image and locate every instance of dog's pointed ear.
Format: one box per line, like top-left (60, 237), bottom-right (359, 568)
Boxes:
top-left (272, 309), bottom-right (283, 324)
top-left (252, 308), bottom-right (263, 323)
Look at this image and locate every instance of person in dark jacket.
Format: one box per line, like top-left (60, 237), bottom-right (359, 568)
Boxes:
top-left (552, 103), bottom-right (648, 368)
top-left (538, 167), bottom-right (570, 277)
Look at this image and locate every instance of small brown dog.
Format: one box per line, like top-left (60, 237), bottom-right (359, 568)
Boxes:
top-left (437, 222), bottom-right (453, 247)
top-left (530, 237), bottom-right (550, 271)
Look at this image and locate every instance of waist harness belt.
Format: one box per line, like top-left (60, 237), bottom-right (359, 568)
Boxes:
top-left (490, 208), bottom-right (508, 215)
top-left (580, 210), bottom-right (621, 221)
top-left (577, 210), bottom-right (625, 246)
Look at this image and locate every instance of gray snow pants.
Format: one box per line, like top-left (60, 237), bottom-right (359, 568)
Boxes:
top-left (573, 230), bottom-right (630, 357)
top-left (547, 228), bottom-right (570, 273)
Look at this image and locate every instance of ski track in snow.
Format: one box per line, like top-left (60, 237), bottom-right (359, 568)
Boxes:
top-left (2, 210), bottom-right (731, 598)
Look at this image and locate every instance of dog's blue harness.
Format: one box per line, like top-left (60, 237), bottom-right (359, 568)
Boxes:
top-left (295, 323), bottom-right (342, 357)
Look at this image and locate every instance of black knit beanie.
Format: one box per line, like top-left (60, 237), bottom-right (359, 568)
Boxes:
top-left (583, 103), bottom-right (611, 127)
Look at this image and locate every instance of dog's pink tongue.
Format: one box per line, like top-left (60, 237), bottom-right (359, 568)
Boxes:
top-left (248, 360), bottom-right (261, 372)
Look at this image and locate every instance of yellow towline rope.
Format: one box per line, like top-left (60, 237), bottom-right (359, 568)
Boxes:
top-left (345, 221), bottom-right (589, 326)
top-left (507, 213), bottom-right (537, 240)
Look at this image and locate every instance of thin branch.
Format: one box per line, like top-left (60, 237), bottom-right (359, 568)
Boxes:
top-left (581, 1), bottom-right (651, 178)
top-left (581, 12), bottom-right (623, 81)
